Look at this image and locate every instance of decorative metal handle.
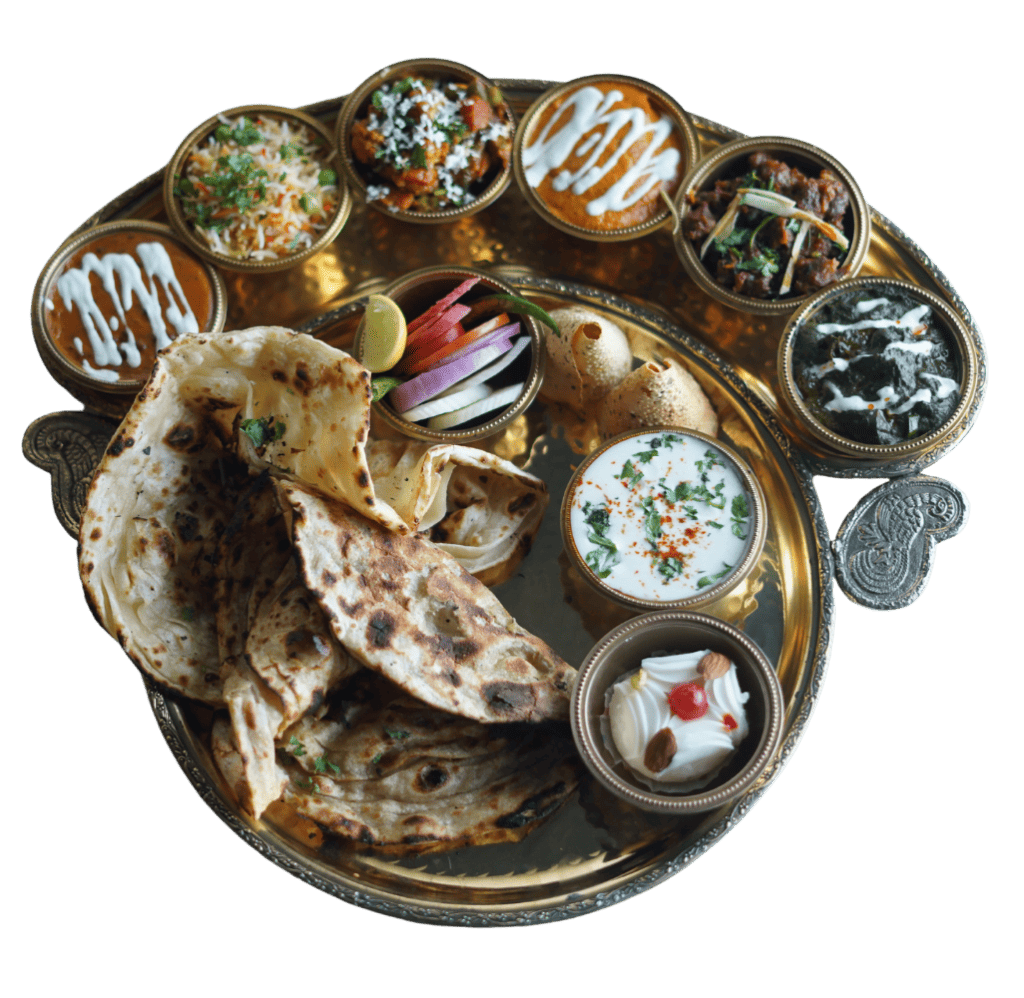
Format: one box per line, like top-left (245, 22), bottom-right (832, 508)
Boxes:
top-left (832, 474), bottom-right (968, 610)
top-left (22, 411), bottom-right (118, 539)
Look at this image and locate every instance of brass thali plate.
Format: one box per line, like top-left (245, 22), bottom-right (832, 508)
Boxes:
top-left (23, 81), bottom-right (985, 925)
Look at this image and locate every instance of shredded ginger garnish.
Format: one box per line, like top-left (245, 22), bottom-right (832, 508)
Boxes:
top-left (176, 114), bottom-right (337, 261)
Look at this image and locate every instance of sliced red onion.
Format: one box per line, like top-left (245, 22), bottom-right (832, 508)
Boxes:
top-left (389, 335), bottom-right (516, 412)
top-left (436, 336), bottom-right (531, 398)
top-left (401, 383), bottom-right (491, 422)
top-left (411, 321), bottom-right (520, 374)
top-left (427, 382), bottom-right (525, 429)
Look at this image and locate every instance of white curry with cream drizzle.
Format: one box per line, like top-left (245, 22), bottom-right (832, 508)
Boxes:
top-left (568, 432), bottom-right (754, 602)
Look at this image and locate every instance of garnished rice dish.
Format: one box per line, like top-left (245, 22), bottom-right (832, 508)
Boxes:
top-left (350, 77), bottom-right (512, 213)
top-left (174, 114), bottom-right (339, 261)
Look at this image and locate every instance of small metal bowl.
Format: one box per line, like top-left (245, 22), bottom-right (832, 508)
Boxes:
top-left (571, 611), bottom-right (784, 814)
top-left (513, 74), bottom-right (699, 243)
top-left (354, 265), bottom-right (544, 444)
top-left (777, 276), bottom-right (979, 465)
top-left (32, 219), bottom-right (227, 414)
top-left (164, 104), bottom-right (351, 273)
top-left (673, 135), bottom-right (870, 316)
top-left (336, 59), bottom-right (515, 224)
top-left (561, 428), bottom-right (766, 613)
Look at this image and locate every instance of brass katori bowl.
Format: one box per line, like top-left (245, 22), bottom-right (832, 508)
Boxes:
top-left (571, 611), bottom-right (784, 815)
top-left (513, 74), bottom-right (699, 243)
top-left (32, 219), bottom-right (227, 415)
top-left (776, 276), bottom-right (980, 466)
top-left (354, 264), bottom-right (545, 445)
top-left (164, 104), bottom-right (351, 274)
top-left (335, 58), bottom-right (515, 225)
top-left (561, 425), bottom-right (770, 614)
top-left (673, 135), bottom-right (870, 317)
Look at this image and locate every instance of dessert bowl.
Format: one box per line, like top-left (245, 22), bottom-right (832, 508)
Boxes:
top-left (513, 74), bottom-right (699, 242)
top-left (777, 276), bottom-right (979, 465)
top-left (336, 58), bottom-right (515, 224)
top-left (353, 264), bottom-right (545, 444)
top-left (673, 135), bottom-right (870, 316)
top-left (560, 428), bottom-right (766, 613)
top-left (571, 611), bottom-right (784, 814)
top-left (164, 104), bottom-right (351, 273)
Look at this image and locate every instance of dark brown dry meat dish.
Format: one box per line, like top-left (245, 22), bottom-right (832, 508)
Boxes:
top-left (683, 152), bottom-right (852, 299)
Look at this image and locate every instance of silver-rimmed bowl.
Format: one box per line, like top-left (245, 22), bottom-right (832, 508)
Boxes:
top-left (673, 135), bottom-right (870, 316)
top-left (336, 59), bottom-right (515, 224)
top-left (571, 611), bottom-right (784, 814)
top-left (164, 104), bottom-right (351, 274)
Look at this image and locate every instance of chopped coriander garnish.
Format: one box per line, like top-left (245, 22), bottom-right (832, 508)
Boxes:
top-left (582, 500), bottom-right (620, 579)
top-left (288, 736), bottom-right (306, 757)
top-left (240, 415), bottom-right (286, 448)
top-left (314, 755), bottom-right (340, 775)
top-left (730, 493), bottom-right (750, 538)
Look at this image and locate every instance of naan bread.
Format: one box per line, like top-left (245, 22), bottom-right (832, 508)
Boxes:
top-left (211, 687), bottom-right (579, 850)
top-left (80, 329), bottom-right (551, 703)
top-left (280, 480), bottom-right (575, 723)
top-left (79, 399), bottom-right (250, 704)
top-left (214, 473), bottom-right (358, 816)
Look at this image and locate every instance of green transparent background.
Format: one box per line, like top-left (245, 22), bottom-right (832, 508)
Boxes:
top-left (4, 3), bottom-right (1015, 994)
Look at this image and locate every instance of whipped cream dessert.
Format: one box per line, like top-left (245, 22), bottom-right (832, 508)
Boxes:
top-left (608, 650), bottom-right (749, 788)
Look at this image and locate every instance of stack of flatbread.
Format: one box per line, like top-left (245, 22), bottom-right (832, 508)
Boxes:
top-left (79, 326), bottom-right (578, 851)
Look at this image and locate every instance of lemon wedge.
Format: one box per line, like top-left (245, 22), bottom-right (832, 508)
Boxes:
top-left (359, 295), bottom-right (407, 372)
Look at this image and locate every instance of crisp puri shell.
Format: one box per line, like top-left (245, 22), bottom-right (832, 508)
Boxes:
top-left (280, 480), bottom-right (576, 723)
top-left (542, 306), bottom-right (632, 408)
top-left (599, 357), bottom-right (719, 438)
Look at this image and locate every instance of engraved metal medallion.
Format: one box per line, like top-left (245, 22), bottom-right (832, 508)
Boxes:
top-left (22, 411), bottom-right (118, 538)
top-left (833, 475), bottom-right (968, 610)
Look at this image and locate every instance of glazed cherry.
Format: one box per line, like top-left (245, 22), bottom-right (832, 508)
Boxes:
top-left (667, 681), bottom-right (709, 721)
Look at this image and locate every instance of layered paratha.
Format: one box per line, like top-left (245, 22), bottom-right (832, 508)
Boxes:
top-left (280, 480), bottom-right (575, 723)
top-left (80, 327), bottom-right (551, 704)
top-left (211, 683), bottom-right (580, 851)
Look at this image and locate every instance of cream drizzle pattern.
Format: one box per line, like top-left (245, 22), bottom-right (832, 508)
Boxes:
top-left (523, 86), bottom-right (681, 218)
top-left (54, 241), bottom-right (198, 380)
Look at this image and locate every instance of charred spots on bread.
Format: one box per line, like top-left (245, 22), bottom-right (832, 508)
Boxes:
top-left (507, 493), bottom-right (537, 515)
top-left (482, 681), bottom-right (537, 715)
top-left (108, 433), bottom-right (135, 456)
top-left (174, 511), bottom-right (200, 543)
top-left (496, 782), bottom-right (567, 829)
top-left (367, 610), bottom-right (396, 647)
top-left (163, 423), bottom-right (198, 451)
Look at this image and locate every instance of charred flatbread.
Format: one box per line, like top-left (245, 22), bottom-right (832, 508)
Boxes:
top-left (211, 686), bottom-right (579, 850)
top-left (279, 480), bottom-right (575, 723)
